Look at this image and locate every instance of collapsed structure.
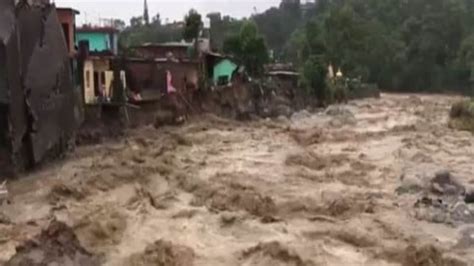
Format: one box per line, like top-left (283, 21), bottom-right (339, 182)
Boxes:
top-left (0, 0), bottom-right (82, 176)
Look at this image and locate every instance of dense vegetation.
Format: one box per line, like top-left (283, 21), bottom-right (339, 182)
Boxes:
top-left (119, 0), bottom-right (474, 95)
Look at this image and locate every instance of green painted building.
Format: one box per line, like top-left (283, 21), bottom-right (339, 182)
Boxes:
top-left (213, 59), bottom-right (238, 85)
top-left (75, 27), bottom-right (118, 54)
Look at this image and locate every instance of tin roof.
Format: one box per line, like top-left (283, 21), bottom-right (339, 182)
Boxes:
top-left (267, 71), bottom-right (300, 76)
top-left (56, 7), bottom-right (80, 15)
top-left (77, 26), bottom-right (118, 33)
top-left (136, 42), bottom-right (193, 48)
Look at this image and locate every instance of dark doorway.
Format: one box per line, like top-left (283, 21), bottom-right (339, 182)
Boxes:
top-left (93, 71), bottom-right (99, 96)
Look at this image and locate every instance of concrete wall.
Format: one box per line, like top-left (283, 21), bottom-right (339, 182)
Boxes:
top-left (56, 9), bottom-right (76, 56)
top-left (76, 32), bottom-right (110, 52)
top-left (83, 60), bottom-right (95, 103)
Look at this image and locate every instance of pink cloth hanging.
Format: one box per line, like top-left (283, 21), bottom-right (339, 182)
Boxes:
top-left (167, 70), bottom-right (177, 94)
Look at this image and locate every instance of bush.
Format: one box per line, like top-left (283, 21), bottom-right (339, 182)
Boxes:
top-left (302, 56), bottom-right (328, 105)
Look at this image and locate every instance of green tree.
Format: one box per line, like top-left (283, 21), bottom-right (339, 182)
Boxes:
top-left (183, 9), bottom-right (203, 42)
top-left (130, 16), bottom-right (143, 28)
top-left (302, 55), bottom-right (329, 104)
top-left (223, 21), bottom-right (269, 76)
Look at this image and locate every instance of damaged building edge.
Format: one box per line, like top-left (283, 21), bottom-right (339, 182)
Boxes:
top-left (0, 0), bottom-right (82, 178)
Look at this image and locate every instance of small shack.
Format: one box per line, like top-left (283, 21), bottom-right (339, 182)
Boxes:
top-left (125, 58), bottom-right (199, 100)
top-left (213, 59), bottom-right (238, 86)
top-left (133, 42), bottom-right (193, 60)
top-left (267, 71), bottom-right (299, 88)
top-left (82, 56), bottom-right (126, 104)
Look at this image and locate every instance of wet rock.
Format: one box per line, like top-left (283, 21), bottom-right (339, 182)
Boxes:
top-left (451, 202), bottom-right (474, 223)
top-left (431, 171), bottom-right (465, 196)
top-left (464, 187), bottom-right (474, 204)
top-left (5, 221), bottom-right (100, 266)
top-left (414, 197), bottom-right (451, 224)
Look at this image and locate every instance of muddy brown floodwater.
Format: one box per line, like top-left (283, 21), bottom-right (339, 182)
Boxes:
top-left (1, 94), bottom-right (474, 266)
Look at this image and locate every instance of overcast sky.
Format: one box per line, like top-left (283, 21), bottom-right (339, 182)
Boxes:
top-left (54, 0), bottom-right (281, 26)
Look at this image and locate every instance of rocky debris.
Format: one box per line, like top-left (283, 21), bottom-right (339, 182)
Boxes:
top-left (5, 221), bottom-right (100, 266)
top-left (241, 241), bottom-right (315, 266)
top-left (464, 188), bottom-right (474, 204)
top-left (431, 171), bottom-right (465, 196)
top-left (414, 196), bottom-right (474, 225)
top-left (126, 240), bottom-right (195, 266)
top-left (451, 202), bottom-right (474, 223)
top-left (414, 197), bottom-right (451, 224)
top-left (404, 169), bottom-right (474, 225)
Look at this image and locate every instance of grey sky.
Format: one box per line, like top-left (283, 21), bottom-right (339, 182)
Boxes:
top-left (55, 0), bottom-right (281, 26)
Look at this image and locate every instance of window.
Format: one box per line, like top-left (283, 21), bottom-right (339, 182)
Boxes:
top-left (93, 71), bottom-right (99, 96)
